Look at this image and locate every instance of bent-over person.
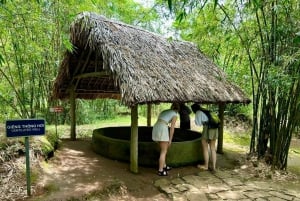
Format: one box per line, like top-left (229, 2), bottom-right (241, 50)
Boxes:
top-left (152, 103), bottom-right (180, 176)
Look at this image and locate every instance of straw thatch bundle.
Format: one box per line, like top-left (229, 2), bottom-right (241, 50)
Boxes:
top-left (52, 12), bottom-right (250, 106)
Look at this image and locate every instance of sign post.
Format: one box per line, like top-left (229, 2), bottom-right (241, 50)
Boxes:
top-left (25, 136), bottom-right (31, 195)
top-left (50, 106), bottom-right (64, 138)
top-left (6, 119), bottom-right (45, 196)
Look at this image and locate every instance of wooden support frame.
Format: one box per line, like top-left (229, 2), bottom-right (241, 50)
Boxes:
top-left (70, 85), bottom-right (76, 140)
top-left (130, 105), bottom-right (138, 173)
top-left (147, 103), bottom-right (151, 126)
top-left (217, 103), bottom-right (225, 154)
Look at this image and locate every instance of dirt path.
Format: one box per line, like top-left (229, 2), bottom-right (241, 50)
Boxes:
top-left (27, 137), bottom-right (300, 201)
top-left (1, 122), bottom-right (300, 201)
top-left (28, 138), bottom-right (243, 201)
top-left (30, 139), bottom-right (201, 201)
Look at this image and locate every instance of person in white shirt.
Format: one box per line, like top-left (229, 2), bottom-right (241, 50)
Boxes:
top-left (152, 103), bottom-right (180, 176)
top-left (191, 103), bottom-right (218, 172)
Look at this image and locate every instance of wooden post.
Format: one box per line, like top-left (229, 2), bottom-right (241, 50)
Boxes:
top-left (130, 104), bottom-right (138, 173)
top-left (147, 103), bottom-right (151, 126)
top-left (70, 86), bottom-right (76, 140)
top-left (217, 103), bottom-right (225, 154)
top-left (25, 137), bottom-right (31, 196)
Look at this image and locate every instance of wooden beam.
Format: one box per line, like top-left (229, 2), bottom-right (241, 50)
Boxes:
top-left (147, 103), bottom-right (151, 126)
top-left (72, 50), bottom-right (87, 76)
top-left (73, 71), bottom-right (110, 79)
top-left (74, 50), bottom-right (92, 88)
top-left (217, 103), bottom-right (225, 154)
top-left (130, 105), bottom-right (139, 173)
top-left (70, 85), bottom-right (76, 141)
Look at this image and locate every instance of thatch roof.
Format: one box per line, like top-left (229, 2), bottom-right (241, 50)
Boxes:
top-left (52, 12), bottom-right (250, 106)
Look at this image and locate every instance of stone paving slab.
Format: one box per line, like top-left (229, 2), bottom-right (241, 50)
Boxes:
top-left (171, 192), bottom-right (187, 201)
top-left (154, 170), bottom-right (300, 200)
top-left (207, 183), bottom-right (231, 193)
top-left (266, 197), bottom-right (287, 201)
top-left (217, 190), bottom-right (247, 200)
top-left (185, 191), bottom-right (208, 201)
top-left (245, 190), bottom-right (270, 199)
top-left (171, 178), bottom-right (185, 185)
top-left (223, 177), bottom-right (244, 186)
top-left (268, 191), bottom-right (294, 200)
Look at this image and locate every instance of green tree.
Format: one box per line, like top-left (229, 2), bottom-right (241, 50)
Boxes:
top-left (0, 1), bottom-right (56, 119)
top-left (245, 1), bottom-right (300, 169)
top-left (160, 0), bottom-right (300, 170)
top-left (0, 0), bottom-right (159, 123)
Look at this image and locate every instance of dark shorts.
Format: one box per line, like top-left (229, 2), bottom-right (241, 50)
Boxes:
top-left (202, 126), bottom-right (218, 140)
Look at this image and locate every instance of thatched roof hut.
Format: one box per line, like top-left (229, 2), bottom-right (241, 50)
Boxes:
top-left (52, 12), bottom-right (250, 106)
top-left (51, 12), bottom-right (250, 173)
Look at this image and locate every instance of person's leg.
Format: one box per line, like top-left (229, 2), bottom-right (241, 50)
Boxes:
top-left (209, 139), bottom-right (217, 171)
top-left (198, 138), bottom-right (209, 170)
top-left (158, 141), bottom-right (169, 172)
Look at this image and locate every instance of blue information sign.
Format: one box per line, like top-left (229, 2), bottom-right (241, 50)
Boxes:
top-left (6, 119), bottom-right (45, 137)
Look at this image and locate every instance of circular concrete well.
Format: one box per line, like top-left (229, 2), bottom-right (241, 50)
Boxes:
top-left (92, 126), bottom-right (203, 167)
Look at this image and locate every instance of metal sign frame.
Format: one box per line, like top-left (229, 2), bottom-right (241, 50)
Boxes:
top-left (5, 119), bottom-right (45, 196)
top-left (6, 119), bottom-right (45, 138)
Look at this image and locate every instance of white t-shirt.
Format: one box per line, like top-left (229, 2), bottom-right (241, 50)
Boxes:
top-left (194, 111), bottom-right (208, 126)
top-left (158, 109), bottom-right (178, 123)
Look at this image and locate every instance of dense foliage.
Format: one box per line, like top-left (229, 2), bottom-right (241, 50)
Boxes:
top-left (162, 0), bottom-right (300, 170)
top-left (1, 0), bottom-right (299, 170)
top-left (0, 0), bottom-right (160, 124)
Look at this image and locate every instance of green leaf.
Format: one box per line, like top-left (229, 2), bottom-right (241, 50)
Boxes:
top-left (293, 36), bottom-right (300, 46)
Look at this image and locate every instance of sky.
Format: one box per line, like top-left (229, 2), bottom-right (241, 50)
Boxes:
top-left (133, 0), bottom-right (155, 8)
top-left (133, 0), bottom-right (177, 38)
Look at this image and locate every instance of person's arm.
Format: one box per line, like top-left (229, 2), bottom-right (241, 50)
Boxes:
top-left (169, 116), bottom-right (177, 145)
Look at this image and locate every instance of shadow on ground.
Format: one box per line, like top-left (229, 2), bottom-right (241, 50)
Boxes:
top-left (28, 138), bottom-right (247, 201)
top-left (26, 137), bottom-right (300, 201)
